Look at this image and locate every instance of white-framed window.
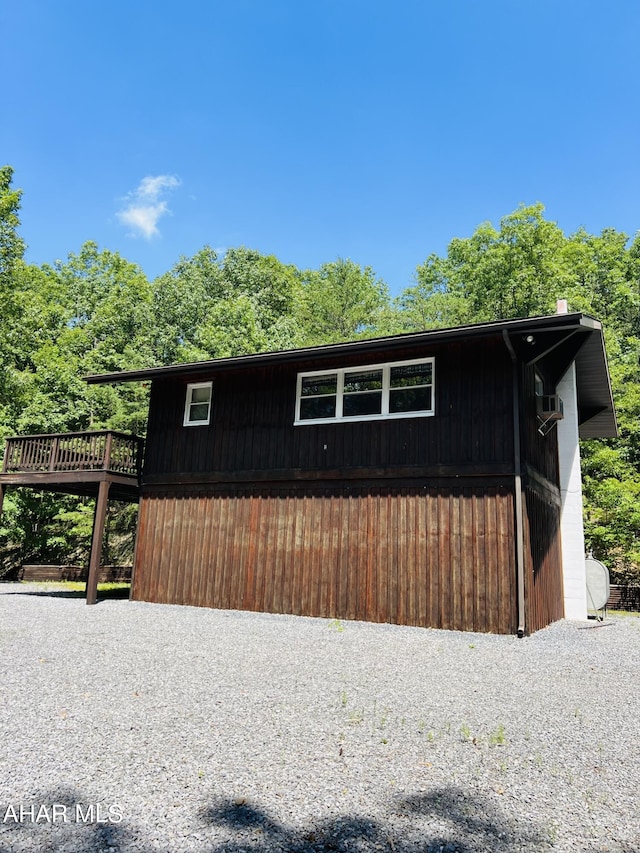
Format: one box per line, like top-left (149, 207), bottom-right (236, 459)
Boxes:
top-left (294, 357), bottom-right (435, 425)
top-left (183, 382), bottom-right (213, 426)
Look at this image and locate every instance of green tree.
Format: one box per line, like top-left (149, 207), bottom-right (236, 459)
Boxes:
top-left (393, 253), bottom-right (470, 331)
top-left (445, 203), bottom-right (572, 320)
top-left (298, 258), bottom-right (390, 344)
top-left (1, 240), bottom-right (154, 577)
top-left (0, 166), bottom-right (26, 430)
top-left (152, 246), bottom-right (302, 362)
top-left (0, 165), bottom-right (24, 300)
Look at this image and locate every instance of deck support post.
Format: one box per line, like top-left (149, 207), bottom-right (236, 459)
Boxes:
top-left (0, 484), bottom-right (5, 521)
top-left (87, 479), bottom-right (110, 605)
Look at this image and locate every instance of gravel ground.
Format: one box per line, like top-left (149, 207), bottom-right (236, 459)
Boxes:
top-left (0, 583), bottom-right (639, 853)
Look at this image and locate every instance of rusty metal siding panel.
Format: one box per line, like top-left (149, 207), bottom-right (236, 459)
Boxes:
top-left (133, 483), bottom-right (517, 634)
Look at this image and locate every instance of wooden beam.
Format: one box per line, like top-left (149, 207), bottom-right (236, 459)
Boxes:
top-left (143, 462), bottom-right (515, 487)
top-left (86, 479), bottom-right (110, 605)
top-left (0, 483), bottom-right (5, 521)
top-left (0, 470), bottom-right (139, 489)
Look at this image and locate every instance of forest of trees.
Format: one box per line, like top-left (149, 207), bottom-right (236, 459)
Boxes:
top-left (1, 165), bottom-right (639, 584)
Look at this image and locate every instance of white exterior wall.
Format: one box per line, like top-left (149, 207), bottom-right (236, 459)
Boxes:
top-left (557, 362), bottom-right (588, 620)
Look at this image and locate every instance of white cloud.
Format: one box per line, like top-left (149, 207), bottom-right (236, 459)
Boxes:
top-left (117, 174), bottom-right (182, 239)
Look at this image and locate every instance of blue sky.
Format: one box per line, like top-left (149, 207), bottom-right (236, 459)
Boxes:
top-left (3, 0), bottom-right (639, 295)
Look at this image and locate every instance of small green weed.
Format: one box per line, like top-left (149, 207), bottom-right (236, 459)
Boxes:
top-left (348, 709), bottom-right (364, 725)
top-left (489, 724), bottom-right (506, 746)
top-left (328, 619), bottom-right (345, 633)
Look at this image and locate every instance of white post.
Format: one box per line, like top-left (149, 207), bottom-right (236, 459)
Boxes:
top-left (557, 362), bottom-right (588, 620)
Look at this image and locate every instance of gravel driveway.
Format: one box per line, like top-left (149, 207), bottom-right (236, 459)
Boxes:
top-left (1, 583), bottom-right (639, 853)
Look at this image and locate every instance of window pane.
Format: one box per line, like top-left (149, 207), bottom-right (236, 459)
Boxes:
top-left (343, 391), bottom-right (382, 417)
top-left (389, 386), bottom-right (432, 413)
top-left (191, 386), bottom-right (211, 403)
top-left (390, 362), bottom-right (432, 388)
top-left (344, 370), bottom-right (383, 393)
top-left (300, 396), bottom-right (337, 420)
top-left (301, 374), bottom-right (337, 396)
top-left (189, 403), bottom-right (210, 422)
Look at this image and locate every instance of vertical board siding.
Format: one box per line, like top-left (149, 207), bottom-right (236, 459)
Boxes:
top-left (522, 364), bottom-right (560, 485)
top-left (133, 483), bottom-right (517, 634)
top-left (142, 339), bottom-right (514, 480)
top-left (522, 486), bottom-right (564, 633)
top-left (519, 363), bottom-right (563, 634)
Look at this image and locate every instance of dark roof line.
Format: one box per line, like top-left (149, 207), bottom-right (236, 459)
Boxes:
top-left (85, 311), bottom-right (599, 385)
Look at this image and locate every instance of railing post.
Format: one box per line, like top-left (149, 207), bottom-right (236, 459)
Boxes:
top-left (49, 437), bottom-right (59, 472)
top-left (137, 437), bottom-right (144, 479)
top-left (104, 432), bottom-right (113, 472)
top-left (1, 440), bottom-right (9, 473)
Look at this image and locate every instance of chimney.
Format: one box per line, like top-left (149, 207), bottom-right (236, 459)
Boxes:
top-left (556, 299), bottom-right (568, 314)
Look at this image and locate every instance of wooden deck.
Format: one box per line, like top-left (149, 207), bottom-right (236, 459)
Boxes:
top-left (0, 431), bottom-right (144, 605)
top-left (0, 431), bottom-right (143, 500)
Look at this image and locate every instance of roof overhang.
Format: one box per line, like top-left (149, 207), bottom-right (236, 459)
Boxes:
top-left (85, 312), bottom-right (618, 439)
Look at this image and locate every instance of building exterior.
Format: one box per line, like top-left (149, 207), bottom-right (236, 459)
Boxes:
top-left (79, 309), bottom-right (615, 635)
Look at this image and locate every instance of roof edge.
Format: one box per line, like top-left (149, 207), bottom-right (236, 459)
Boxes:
top-left (85, 312), bottom-right (597, 385)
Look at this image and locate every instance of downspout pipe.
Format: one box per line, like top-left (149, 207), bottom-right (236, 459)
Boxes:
top-left (503, 330), bottom-right (526, 638)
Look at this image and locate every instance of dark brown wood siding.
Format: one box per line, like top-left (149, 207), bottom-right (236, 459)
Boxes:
top-left (133, 482), bottom-right (517, 634)
top-left (519, 365), bottom-right (564, 633)
top-left (521, 363), bottom-right (560, 486)
top-left (142, 338), bottom-right (514, 481)
top-left (522, 484), bottom-right (564, 633)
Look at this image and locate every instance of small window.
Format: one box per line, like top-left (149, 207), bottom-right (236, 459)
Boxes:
top-left (295, 357), bottom-right (435, 424)
top-left (184, 382), bottom-right (212, 426)
top-left (534, 371), bottom-right (544, 397)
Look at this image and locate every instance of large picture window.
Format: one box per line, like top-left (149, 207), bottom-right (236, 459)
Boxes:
top-left (295, 358), bottom-right (434, 424)
top-left (184, 382), bottom-right (212, 426)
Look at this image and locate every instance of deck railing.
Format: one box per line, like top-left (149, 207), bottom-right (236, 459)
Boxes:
top-left (1, 431), bottom-right (144, 478)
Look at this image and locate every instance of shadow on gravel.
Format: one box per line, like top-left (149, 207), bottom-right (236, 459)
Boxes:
top-left (198, 786), bottom-right (550, 852)
top-left (0, 786), bottom-right (132, 853)
top-left (3, 786), bottom-right (638, 852)
top-left (1, 586), bottom-right (130, 601)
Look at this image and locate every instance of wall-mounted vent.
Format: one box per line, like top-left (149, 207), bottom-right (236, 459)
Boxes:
top-left (537, 394), bottom-right (564, 435)
top-left (537, 395), bottom-right (564, 420)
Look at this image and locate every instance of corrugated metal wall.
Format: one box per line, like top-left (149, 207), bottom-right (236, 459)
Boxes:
top-left (133, 482), bottom-right (517, 634)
